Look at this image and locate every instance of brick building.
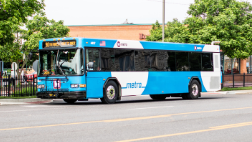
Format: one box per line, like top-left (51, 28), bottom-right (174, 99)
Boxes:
top-left (68, 24), bottom-right (152, 41)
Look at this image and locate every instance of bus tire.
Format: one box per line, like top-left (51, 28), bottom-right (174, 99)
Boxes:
top-left (150, 95), bottom-right (166, 100)
top-left (101, 81), bottom-right (118, 104)
top-left (186, 80), bottom-right (200, 99)
top-left (63, 99), bottom-right (77, 104)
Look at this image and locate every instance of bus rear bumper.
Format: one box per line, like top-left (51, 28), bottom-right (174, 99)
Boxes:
top-left (37, 91), bottom-right (86, 99)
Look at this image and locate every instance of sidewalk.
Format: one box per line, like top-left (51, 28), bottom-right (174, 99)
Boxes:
top-left (0, 98), bottom-right (53, 105)
top-left (202, 90), bottom-right (252, 95)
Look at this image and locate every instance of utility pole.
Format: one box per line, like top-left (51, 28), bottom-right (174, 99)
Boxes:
top-left (162, 0), bottom-right (165, 42)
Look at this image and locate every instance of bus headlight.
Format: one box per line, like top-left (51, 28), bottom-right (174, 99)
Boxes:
top-left (37, 85), bottom-right (45, 88)
top-left (71, 84), bottom-right (79, 88)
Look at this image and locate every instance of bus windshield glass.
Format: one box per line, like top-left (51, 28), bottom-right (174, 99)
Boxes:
top-left (38, 49), bottom-right (84, 76)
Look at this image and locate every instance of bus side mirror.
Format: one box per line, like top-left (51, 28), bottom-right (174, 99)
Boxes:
top-left (88, 62), bottom-right (94, 69)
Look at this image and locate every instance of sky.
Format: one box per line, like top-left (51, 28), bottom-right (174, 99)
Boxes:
top-left (44, 0), bottom-right (252, 26)
top-left (44, 0), bottom-right (194, 25)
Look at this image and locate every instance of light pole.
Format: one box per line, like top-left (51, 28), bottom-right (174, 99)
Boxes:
top-left (162, 0), bottom-right (165, 42)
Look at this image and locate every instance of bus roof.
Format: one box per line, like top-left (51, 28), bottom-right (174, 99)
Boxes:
top-left (39, 37), bottom-right (220, 52)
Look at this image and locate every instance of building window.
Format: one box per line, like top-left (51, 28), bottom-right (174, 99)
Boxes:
top-left (233, 58), bottom-right (240, 74)
top-left (246, 56), bottom-right (252, 74)
top-left (223, 55), bottom-right (240, 74)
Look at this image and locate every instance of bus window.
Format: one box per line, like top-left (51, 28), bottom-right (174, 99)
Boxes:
top-left (150, 51), bottom-right (167, 71)
top-left (101, 49), bottom-right (115, 71)
top-left (189, 52), bottom-right (201, 71)
top-left (39, 49), bottom-right (83, 76)
top-left (176, 52), bottom-right (189, 71)
top-left (202, 53), bottom-right (213, 71)
top-left (86, 49), bottom-right (100, 71)
top-left (167, 52), bottom-right (176, 71)
top-left (115, 50), bottom-right (134, 71)
top-left (135, 50), bottom-right (150, 71)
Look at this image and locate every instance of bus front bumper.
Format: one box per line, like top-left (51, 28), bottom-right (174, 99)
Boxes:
top-left (37, 91), bottom-right (86, 99)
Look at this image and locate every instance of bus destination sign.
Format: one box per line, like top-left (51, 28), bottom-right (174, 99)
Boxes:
top-left (43, 40), bottom-right (76, 48)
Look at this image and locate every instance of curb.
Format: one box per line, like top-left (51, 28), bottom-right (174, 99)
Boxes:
top-left (226, 91), bottom-right (252, 95)
top-left (201, 91), bottom-right (252, 95)
top-left (0, 98), bottom-right (53, 105)
top-left (0, 98), bottom-right (42, 102)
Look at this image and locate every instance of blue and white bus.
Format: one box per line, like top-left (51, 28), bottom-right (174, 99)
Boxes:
top-left (37, 37), bottom-right (221, 104)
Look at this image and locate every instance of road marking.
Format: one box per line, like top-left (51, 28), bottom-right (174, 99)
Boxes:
top-left (116, 121), bottom-right (252, 142)
top-left (0, 120), bottom-right (103, 131)
top-left (1, 106), bottom-right (252, 131)
top-left (129, 106), bottom-right (174, 110)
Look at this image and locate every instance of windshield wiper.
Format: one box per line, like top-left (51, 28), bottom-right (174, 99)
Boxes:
top-left (56, 50), bottom-right (68, 80)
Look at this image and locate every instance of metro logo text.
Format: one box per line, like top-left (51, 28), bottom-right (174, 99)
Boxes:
top-left (126, 82), bottom-right (143, 88)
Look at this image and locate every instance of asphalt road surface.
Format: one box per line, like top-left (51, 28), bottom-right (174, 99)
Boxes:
top-left (1, 93), bottom-right (252, 142)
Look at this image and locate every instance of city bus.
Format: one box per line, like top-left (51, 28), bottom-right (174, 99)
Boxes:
top-left (36, 37), bottom-right (221, 104)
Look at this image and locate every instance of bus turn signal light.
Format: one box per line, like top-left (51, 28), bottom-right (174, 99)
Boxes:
top-left (80, 84), bottom-right (86, 88)
top-left (37, 85), bottom-right (45, 88)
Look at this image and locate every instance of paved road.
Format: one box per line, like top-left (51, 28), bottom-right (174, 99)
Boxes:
top-left (0, 93), bottom-right (252, 142)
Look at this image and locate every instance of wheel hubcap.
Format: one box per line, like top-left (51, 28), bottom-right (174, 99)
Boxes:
top-left (106, 85), bottom-right (115, 99)
top-left (192, 84), bottom-right (198, 96)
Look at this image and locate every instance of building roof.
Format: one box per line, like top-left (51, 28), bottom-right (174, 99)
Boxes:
top-left (67, 23), bottom-right (154, 27)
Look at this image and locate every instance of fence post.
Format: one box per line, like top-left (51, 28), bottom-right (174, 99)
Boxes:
top-left (233, 73), bottom-right (234, 88)
top-left (33, 74), bottom-right (35, 96)
top-left (243, 73), bottom-right (245, 87)
top-left (13, 76), bottom-right (15, 97)
top-left (221, 72), bottom-right (223, 89)
top-left (8, 75), bottom-right (10, 97)
top-left (0, 74), bottom-right (2, 96)
top-left (19, 76), bottom-right (21, 97)
top-left (5, 75), bottom-right (7, 96)
top-left (25, 76), bottom-right (27, 96)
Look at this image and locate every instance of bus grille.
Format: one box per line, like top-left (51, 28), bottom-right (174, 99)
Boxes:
top-left (40, 88), bottom-right (69, 92)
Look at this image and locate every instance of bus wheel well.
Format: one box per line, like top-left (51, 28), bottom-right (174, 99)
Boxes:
top-left (189, 77), bottom-right (201, 97)
top-left (103, 78), bottom-right (122, 100)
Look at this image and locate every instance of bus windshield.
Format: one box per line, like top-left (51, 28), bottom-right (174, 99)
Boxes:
top-left (38, 49), bottom-right (84, 76)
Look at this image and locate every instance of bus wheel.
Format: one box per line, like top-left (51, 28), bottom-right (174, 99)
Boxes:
top-left (150, 95), bottom-right (166, 100)
top-left (187, 80), bottom-right (200, 99)
top-left (63, 99), bottom-right (77, 104)
top-left (101, 81), bottom-right (118, 104)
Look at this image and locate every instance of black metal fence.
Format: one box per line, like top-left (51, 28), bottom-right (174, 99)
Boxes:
top-left (0, 75), bottom-right (37, 97)
top-left (223, 73), bottom-right (252, 88)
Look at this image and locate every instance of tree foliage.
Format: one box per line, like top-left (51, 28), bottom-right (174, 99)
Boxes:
top-left (0, 7), bottom-right (69, 78)
top-left (19, 13), bottom-right (69, 77)
top-left (146, 0), bottom-right (252, 59)
top-left (24, 12), bottom-right (70, 67)
top-left (0, 0), bottom-right (44, 47)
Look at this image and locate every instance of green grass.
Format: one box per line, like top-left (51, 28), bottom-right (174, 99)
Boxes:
top-left (0, 96), bottom-right (36, 99)
top-left (14, 87), bottom-right (37, 95)
top-left (0, 87), bottom-right (37, 99)
top-left (221, 86), bottom-right (252, 91)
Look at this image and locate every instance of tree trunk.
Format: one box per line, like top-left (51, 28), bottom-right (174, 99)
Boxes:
top-left (16, 62), bottom-right (22, 81)
top-left (16, 55), bottom-right (29, 82)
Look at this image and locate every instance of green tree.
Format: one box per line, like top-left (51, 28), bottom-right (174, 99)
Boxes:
top-left (0, 0), bottom-right (44, 47)
top-left (1, 12), bottom-right (70, 78)
top-left (147, 0), bottom-right (252, 59)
